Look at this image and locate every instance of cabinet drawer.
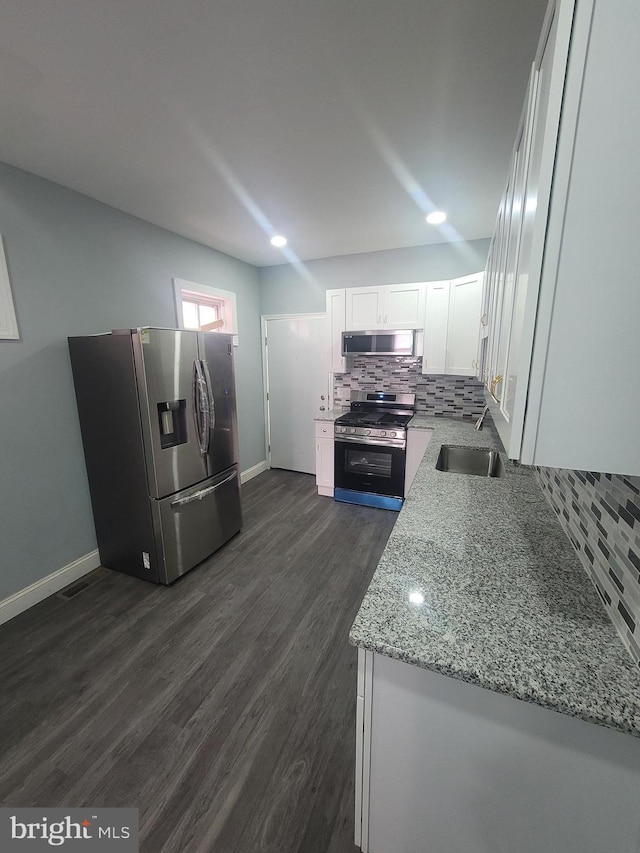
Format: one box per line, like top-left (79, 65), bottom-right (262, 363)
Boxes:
top-left (315, 421), bottom-right (334, 439)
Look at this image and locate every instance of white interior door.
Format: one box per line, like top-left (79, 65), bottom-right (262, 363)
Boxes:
top-left (264, 315), bottom-right (329, 474)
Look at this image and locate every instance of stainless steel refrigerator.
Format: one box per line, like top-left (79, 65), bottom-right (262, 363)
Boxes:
top-left (68, 327), bottom-right (242, 584)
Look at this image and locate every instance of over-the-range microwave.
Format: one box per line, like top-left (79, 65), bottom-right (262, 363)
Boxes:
top-left (341, 329), bottom-right (421, 357)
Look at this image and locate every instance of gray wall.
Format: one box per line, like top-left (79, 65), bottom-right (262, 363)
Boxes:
top-left (258, 239), bottom-right (490, 315)
top-left (0, 161), bottom-right (264, 600)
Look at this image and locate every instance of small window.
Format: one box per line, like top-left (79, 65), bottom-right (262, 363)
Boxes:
top-left (173, 278), bottom-right (238, 344)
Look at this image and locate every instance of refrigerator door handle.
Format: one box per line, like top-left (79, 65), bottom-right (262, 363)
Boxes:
top-left (193, 359), bottom-right (210, 455)
top-left (170, 470), bottom-right (238, 507)
top-left (201, 358), bottom-right (216, 437)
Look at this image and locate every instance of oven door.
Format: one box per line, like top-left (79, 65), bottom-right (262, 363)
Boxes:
top-left (334, 436), bottom-right (406, 507)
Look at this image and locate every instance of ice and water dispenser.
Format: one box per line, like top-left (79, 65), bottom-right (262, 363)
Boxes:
top-left (158, 400), bottom-right (187, 449)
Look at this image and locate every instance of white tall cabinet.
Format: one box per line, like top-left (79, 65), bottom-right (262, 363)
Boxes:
top-left (482, 0), bottom-right (640, 476)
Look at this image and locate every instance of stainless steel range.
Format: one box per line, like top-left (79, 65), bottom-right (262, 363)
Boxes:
top-left (334, 391), bottom-right (415, 511)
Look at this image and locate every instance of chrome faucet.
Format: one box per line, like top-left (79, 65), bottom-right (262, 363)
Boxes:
top-left (475, 404), bottom-right (489, 430)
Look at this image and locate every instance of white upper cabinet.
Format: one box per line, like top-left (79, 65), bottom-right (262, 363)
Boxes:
top-left (482, 69), bottom-right (537, 425)
top-left (383, 283), bottom-right (427, 328)
top-left (345, 283), bottom-right (426, 330)
top-left (422, 281), bottom-right (450, 374)
top-left (326, 288), bottom-right (347, 373)
top-left (422, 275), bottom-right (483, 376)
top-left (330, 278), bottom-right (482, 378)
top-left (485, 0), bottom-right (640, 475)
top-left (499, 73), bottom-right (536, 429)
top-left (446, 274), bottom-right (483, 376)
top-left (346, 287), bottom-right (383, 329)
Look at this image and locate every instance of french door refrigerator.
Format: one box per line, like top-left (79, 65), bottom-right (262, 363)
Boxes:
top-left (68, 327), bottom-right (242, 584)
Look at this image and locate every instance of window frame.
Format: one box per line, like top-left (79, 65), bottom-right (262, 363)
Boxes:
top-left (173, 278), bottom-right (238, 345)
top-left (0, 236), bottom-right (19, 340)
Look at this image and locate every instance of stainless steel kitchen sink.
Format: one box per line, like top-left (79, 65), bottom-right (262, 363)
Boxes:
top-left (436, 445), bottom-right (505, 478)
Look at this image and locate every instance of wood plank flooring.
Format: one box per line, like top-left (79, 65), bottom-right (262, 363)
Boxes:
top-left (0, 470), bottom-right (396, 853)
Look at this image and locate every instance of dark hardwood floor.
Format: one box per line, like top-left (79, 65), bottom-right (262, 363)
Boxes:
top-left (0, 470), bottom-right (396, 852)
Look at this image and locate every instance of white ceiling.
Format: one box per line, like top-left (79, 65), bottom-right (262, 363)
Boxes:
top-left (0, 0), bottom-right (548, 267)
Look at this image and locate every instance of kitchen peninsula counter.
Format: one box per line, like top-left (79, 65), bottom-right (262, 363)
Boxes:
top-left (350, 416), bottom-right (640, 737)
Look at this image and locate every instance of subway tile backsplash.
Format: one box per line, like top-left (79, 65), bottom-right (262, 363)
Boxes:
top-left (333, 356), bottom-right (486, 419)
top-left (536, 467), bottom-right (640, 669)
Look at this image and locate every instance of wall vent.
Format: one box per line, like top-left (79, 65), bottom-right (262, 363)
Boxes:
top-left (57, 567), bottom-right (108, 599)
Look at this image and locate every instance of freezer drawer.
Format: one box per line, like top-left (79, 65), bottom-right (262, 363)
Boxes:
top-left (151, 465), bottom-right (242, 584)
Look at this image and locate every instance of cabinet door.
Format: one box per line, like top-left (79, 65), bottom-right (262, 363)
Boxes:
top-left (487, 84), bottom-right (534, 433)
top-left (498, 70), bottom-right (537, 430)
top-left (315, 423), bottom-right (334, 495)
top-left (366, 653), bottom-right (640, 853)
top-left (383, 283), bottom-right (426, 328)
top-left (486, 189), bottom-right (509, 394)
top-left (326, 289), bottom-right (346, 372)
top-left (445, 274), bottom-right (483, 376)
top-left (422, 281), bottom-right (450, 374)
top-left (508, 2), bottom-right (566, 461)
top-left (345, 287), bottom-right (384, 330)
top-left (478, 237), bottom-right (498, 385)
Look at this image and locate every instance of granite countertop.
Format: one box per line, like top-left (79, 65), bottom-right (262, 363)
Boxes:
top-left (350, 416), bottom-right (640, 737)
top-left (314, 409), bottom-right (346, 423)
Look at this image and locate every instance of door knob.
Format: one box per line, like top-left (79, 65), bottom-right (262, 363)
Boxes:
top-left (319, 406), bottom-right (326, 411)
top-left (320, 395), bottom-right (325, 400)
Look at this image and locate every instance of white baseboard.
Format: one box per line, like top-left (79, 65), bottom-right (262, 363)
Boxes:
top-left (240, 459), bottom-right (269, 484)
top-left (0, 549), bottom-right (101, 627)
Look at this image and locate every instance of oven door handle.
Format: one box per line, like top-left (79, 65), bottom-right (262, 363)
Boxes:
top-left (335, 435), bottom-right (406, 449)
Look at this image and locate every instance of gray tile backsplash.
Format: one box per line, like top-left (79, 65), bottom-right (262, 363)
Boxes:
top-left (536, 466), bottom-right (640, 669)
top-left (333, 356), bottom-right (486, 419)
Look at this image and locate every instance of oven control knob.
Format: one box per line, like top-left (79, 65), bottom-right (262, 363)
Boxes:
top-left (364, 429), bottom-right (371, 435)
top-left (349, 428), bottom-right (356, 434)
top-left (390, 431), bottom-right (396, 438)
top-left (380, 430), bottom-right (387, 436)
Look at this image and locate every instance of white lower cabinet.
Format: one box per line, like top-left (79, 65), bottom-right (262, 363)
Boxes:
top-left (355, 650), bottom-right (640, 853)
top-left (315, 421), bottom-right (334, 496)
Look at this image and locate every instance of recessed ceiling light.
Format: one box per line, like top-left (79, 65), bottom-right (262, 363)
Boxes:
top-left (408, 591), bottom-right (425, 605)
top-left (426, 211), bottom-right (447, 225)
top-left (270, 235), bottom-right (287, 248)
